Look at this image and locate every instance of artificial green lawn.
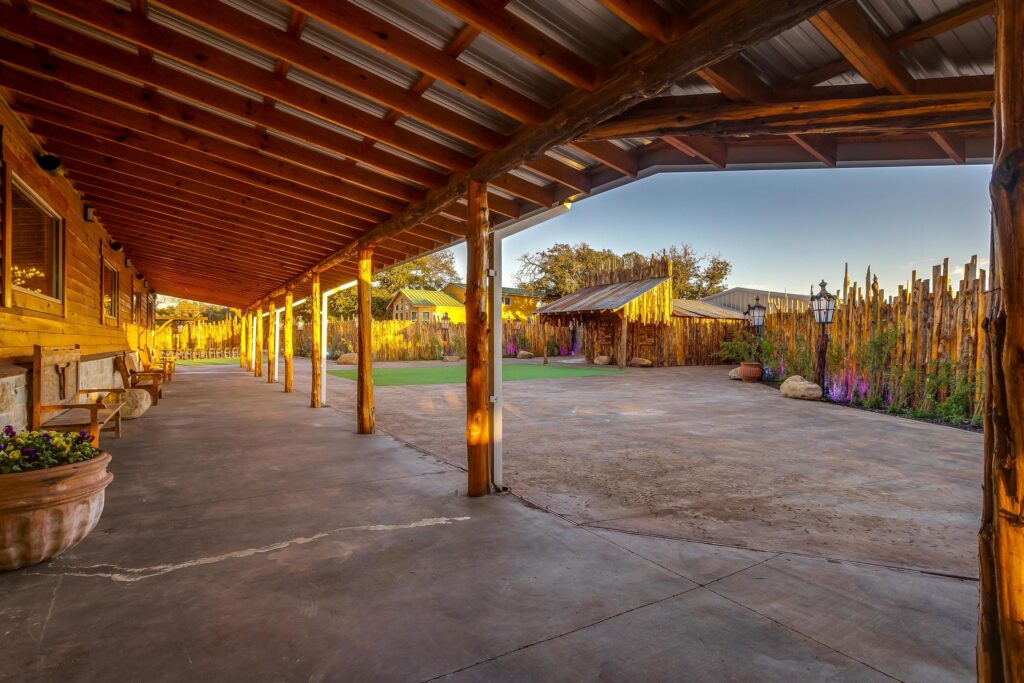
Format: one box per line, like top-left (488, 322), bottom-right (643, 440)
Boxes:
top-left (328, 362), bottom-right (619, 386)
top-left (175, 356), bottom-right (241, 366)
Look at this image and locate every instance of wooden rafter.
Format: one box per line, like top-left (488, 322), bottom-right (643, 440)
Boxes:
top-left (811, 2), bottom-right (970, 162)
top-left (250, 0), bottom-right (849, 308)
top-left (583, 91), bottom-right (993, 139)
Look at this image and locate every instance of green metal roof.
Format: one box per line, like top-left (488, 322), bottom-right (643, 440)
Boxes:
top-left (394, 289), bottom-right (464, 308)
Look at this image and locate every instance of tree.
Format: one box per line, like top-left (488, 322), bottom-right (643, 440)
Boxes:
top-left (313, 250), bottom-right (460, 321)
top-left (515, 241), bottom-right (731, 300)
top-left (155, 296), bottom-right (233, 321)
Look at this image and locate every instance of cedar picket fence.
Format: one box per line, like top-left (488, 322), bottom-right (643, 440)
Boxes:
top-left (762, 256), bottom-right (988, 420)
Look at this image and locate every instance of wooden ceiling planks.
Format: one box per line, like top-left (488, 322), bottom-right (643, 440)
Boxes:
top-left (0, 0), bottom-right (996, 306)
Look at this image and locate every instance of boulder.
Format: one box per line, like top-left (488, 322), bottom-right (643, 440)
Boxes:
top-left (335, 352), bottom-right (358, 365)
top-left (629, 357), bottom-right (653, 367)
top-left (516, 351), bottom-right (534, 359)
top-left (728, 367), bottom-right (741, 380)
top-left (120, 388), bottom-right (152, 419)
top-left (780, 375), bottom-right (823, 400)
top-left (442, 355), bottom-right (461, 363)
top-left (593, 355), bottom-right (611, 366)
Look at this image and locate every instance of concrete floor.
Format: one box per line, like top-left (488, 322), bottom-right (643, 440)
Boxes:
top-left (0, 363), bottom-right (979, 681)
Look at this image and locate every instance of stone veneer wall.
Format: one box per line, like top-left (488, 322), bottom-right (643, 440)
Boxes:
top-left (0, 354), bottom-right (128, 432)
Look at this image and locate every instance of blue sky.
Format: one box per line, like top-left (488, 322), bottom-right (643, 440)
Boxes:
top-left (448, 164), bottom-right (992, 297)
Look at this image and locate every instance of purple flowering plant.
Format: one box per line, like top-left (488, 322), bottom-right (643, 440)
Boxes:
top-left (0, 426), bottom-right (99, 474)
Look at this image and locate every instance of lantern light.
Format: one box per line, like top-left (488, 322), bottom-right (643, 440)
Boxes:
top-left (748, 296), bottom-right (766, 330)
top-left (810, 280), bottom-right (837, 327)
top-left (440, 311), bottom-right (450, 332)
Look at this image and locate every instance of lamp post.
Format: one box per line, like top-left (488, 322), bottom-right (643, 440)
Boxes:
top-left (440, 311), bottom-right (451, 357)
top-left (745, 296), bottom-right (766, 362)
top-left (810, 280), bottom-right (837, 392)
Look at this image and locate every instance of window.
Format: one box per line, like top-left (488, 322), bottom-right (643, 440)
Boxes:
top-left (411, 311), bottom-right (418, 321)
top-left (11, 178), bottom-right (62, 301)
top-left (502, 296), bottom-right (512, 306)
top-left (102, 261), bottom-right (118, 321)
top-left (422, 312), bottom-right (431, 322)
top-left (133, 291), bottom-right (142, 323)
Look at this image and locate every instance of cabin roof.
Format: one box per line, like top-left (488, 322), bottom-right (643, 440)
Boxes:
top-left (391, 289), bottom-right (464, 308)
top-left (536, 277), bottom-right (669, 316)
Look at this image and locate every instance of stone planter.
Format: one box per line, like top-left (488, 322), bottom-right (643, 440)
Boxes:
top-left (738, 361), bottom-right (763, 383)
top-left (0, 453), bottom-right (113, 571)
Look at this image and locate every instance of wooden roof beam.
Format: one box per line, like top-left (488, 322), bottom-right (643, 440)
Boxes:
top-left (0, 13), bottom-right (453, 184)
top-left (791, 0), bottom-right (994, 87)
top-left (662, 135), bottom-right (727, 169)
top-left (153, 0), bottom-right (513, 146)
top-left (430, 0), bottom-right (600, 90)
top-left (811, 2), bottom-right (971, 161)
top-left (568, 141), bottom-right (638, 177)
top-left (249, 0), bottom-right (849, 308)
top-left (271, 0), bottom-right (549, 126)
top-left (582, 91), bottom-right (993, 139)
top-left (24, 0), bottom-right (474, 170)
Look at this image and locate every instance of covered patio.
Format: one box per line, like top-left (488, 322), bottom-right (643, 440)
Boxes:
top-left (1, 0), bottom-right (1022, 679)
top-left (1, 365), bottom-right (975, 681)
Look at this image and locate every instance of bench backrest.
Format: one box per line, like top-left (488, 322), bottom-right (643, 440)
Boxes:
top-left (31, 345), bottom-right (81, 429)
top-left (114, 353), bottom-right (134, 388)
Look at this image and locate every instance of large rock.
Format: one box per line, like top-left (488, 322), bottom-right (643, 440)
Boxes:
top-left (120, 388), bottom-right (152, 419)
top-left (593, 355), bottom-right (611, 366)
top-left (516, 351), bottom-right (534, 359)
top-left (629, 357), bottom-right (653, 367)
top-left (728, 367), bottom-right (741, 380)
top-left (442, 355), bottom-right (461, 363)
top-left (780, 375), bottom-right (823, 400)
top-left (335, 352), bottom-right (358, 365)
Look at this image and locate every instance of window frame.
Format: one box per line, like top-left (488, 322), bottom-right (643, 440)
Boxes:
top-left (8, 174), bottom-right (64, 308)
top-left (101, 259), bottom-right (119, 324)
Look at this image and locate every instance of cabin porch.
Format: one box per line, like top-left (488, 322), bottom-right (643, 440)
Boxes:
top-left (0, 365), bottom-right (975, 682)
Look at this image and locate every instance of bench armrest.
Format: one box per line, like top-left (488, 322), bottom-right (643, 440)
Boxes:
top-left (79, 388), bottom-right (128, 395)
top-left (40, 403), bottom-right (106, 416)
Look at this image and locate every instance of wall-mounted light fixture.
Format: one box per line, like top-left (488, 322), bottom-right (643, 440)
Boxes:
top-left (109, 240), bottom-right (123, 252)
top-left (36, 154), bottom-right (63, 175)
top-left (83, 205), bottom-right (96, 222)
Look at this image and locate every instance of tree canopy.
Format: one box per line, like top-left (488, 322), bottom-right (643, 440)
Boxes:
top-left (515, 242), bottom-right (731, 300)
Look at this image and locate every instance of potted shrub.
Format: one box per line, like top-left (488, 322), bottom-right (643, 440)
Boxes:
top-left (0, 427), bottom-right (112, 571)
top-left (718, 332), bottom-right (765, 383)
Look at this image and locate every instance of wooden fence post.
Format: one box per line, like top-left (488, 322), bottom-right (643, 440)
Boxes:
top-left (978, 0), bottom-right (1024, 679)
top-left (465, 180), bottom-right (490, 497)
top-left (266, 301), bottom-right (275, 383)
top-left (284, 287), bottom-right (294, 393)
top-left (311, 272), bottom-right (323, 408)
top-left (618, 314), bottom-right (628, 369)
top-left (357, 248), bottom-right (375, 434)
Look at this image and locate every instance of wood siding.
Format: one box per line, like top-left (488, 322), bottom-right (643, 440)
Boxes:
top-left (0, 98), bottom-right (153, 362)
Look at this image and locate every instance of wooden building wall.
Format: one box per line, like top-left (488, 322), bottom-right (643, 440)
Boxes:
top-left (0, 96), bottom-right (154, 363)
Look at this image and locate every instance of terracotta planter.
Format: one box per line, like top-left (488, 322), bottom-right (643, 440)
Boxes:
top-left (0, 453), bottom-right (112, 571)
top-left (739, 361), bottom-right (763, 383)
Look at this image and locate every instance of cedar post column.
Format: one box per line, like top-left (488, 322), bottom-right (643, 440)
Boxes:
top-left (466, 180), bottom-right (490, 496)
top-left (284, 287), bottom-right (294, 393)
top-left (357, 248), bottom-right (375, 434)
top-left (618, 314), bottom-right (628, 369)
top-left (311, 272), bottom-right (323, 408)
top-left (266, 301), bottom-right (275, 383)
top-left (979, 1), bottom-right (1024, 679)
top-left (253, 309), bottom-right (263, 377)
top-left (240, 313), bottom-right (248, 369)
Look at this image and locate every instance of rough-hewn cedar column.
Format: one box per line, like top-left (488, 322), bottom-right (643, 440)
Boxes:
top-left (239, 313), bottom-right (248, 369)
top-left (979, 1), bottom-right (1024, 679)
top-left (466, 180), bottom-right (490, 496)
top-left (310, 272), bottom-right (323, 408)
top-left (357, 248), bottom-right (375, 434)
top-left (283, 287), bottom-right (294, 393)
top-left (266, 301), bottom-right (275, 383)
top-left (253, 309), bottom-right (263, 377)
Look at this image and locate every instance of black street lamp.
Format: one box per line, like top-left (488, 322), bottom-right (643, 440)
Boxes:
top-left (810, 280), bottom-right (837, 392)
top-left (440, 311), bottom-right (451, 357)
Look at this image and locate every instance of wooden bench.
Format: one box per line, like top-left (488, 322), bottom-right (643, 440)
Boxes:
top-left (116, 352), bottom-right (162, 405)
top-left (139, 347), bottom-right (174, 383)
top-left (31, 345), bottom-right (124, 446)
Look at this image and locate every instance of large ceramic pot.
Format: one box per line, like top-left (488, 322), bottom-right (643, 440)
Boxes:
top-left (739, 361), bottom-right (763, 383)
top-left (0, 453), bottom-right (112, 571)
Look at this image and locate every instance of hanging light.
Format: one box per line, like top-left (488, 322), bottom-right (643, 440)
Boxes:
top-left (810, 280), bottom-right (837, 328)
top-left (748, 296), bottom-right (766, 330)
top-left (440, 311), bottom-right (450, 333)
